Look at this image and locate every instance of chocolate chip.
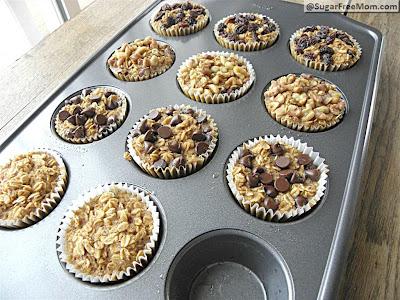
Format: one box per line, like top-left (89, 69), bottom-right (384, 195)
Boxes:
top-left (196, 142), bottom-right (209, 155)
top-left (67, 115), bottom-right (77, 125)
top-left (170, 156), bottom-right (185, 168)
top-left (144, 130), bottom-right (157, 143)
top-left (274, 177), bottom-right (290, 192)
top-left (72, 107), bottom-right (82, 115)
top-left (279, 169), bottom-right (294, 179)
top-left (259, 173), bottom-right (273, 185)
top-left (148, 110), bottom-right (161, 121)
top-left (295, 195), bottom-right (308, 207)
top-left (168, 140), bottom-right (181, 153)
top-left (263, 197), bottom-right (279, 211)
top-left (254, 167), bottom-right (265, 174)
top-left (297, 154), bottom-right (312, 166)
top-left (58, 110), bottom-right (70, 121)
top-left (157, 126), bottom-right (173, 139)
top-left (246, 174), bottom-right (260, 188)
top-left (82, 107), bottom-right (95, 118)
top-left (153, 159), bottom-right (167, 169)
top-left (290, 172), bottom-right (305, 184)
top-left (239, 155), bottom-right (253, 168)
top-left (66, 130), bottom-right (74, 138)
top-left (152, 123), bottom-right (161, 131)
top-left (139, 120), bottom-right (149, 134)
top-left (76, 114), bottom-right (87, 125)
top-left (89, 95), bottom-right (102, 103)
top-left (271, 143), bottom-right (285, 156)
top-left (183, 108), bottom-right (195, 115)
top-left (144, 141), bottom-right (155, 154)
top-left (275, 156), bottom-right (290, 169)
top-left (73, 126), bottom-right (85, 138)
top-left (166, 108), bottom-right (174, 115)
top-left (264, 185), bottom-right (278, 198)
top-left (322, 53), bottom-right (333, 66)
top-left (235, 25), bottom-right (247, 34)
top-left (192, 131), bottom-right (206, 141)
top-left (196, 114), bottom-right (207, 124)
top-left (94, 114), bottom-right (107, 125)
top-left (170, 115), bottom-right (182, 126)
top-left (104, 91), bottom-right (116, 98)
top-left (305, 169), bottom-right (321, 181)
top-left (106, 101), bottom-right (119, 110)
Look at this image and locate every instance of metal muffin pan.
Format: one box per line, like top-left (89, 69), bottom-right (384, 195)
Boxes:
top-left (0, 0), bottom-right (383, 299)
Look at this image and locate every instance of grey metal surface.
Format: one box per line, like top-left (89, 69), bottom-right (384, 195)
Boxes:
top-left (0, 0), bottom-right (383, 299)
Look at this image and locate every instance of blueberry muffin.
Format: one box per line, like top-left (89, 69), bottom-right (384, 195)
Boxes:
top-left (214, 13), bottom-right (279, 51)
top-left (150, 1), bottom-right (209, 36)
top-left (289, 25), bottom-right (361, 71)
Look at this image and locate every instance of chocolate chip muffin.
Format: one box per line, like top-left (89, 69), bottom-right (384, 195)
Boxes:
top-left (126, 105), bottom-right (218, 178)
top-left (54, 86), bottom-right (128, 144)
top-left (0, 150), bottom-right (67, 228)
top-left (150, 1), bottom-right (209, 36)
top-left (264, 73), bottom-right (347, 131)
top-left (57, 183), bottom-right (159, 283)
top-left (227, 135), bottom-right (328, 222)
top-left (107, 37), bottom-right (175, 81)
top-left (214, 13), bottom-right (279, 51)
top-left (289, 25), bottom-right (361, 71)
top-left (177, 51), bottom-right (255, 103)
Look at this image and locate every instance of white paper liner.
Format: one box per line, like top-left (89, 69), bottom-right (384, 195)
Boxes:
top-left (226, 135), bottom-right (329, 222)
top-left (213, 13), bottom-right (280, 51)
top-left (56, 183), bottom-right (160, 283)
top-left (177, 51), bottom-right (256, 104)
top-left (150, 3), bottom-right (210, 37)
top-left (0, 149), bottom-right (68, 229)
top-left (127, 104), bottom-right (218, 179)
top-left (289, 26), bottom-right (362, 71)
top-left (54, 86), bottom-right (129, 144)
top-left (264, 74), bottom-right (347, 132)
top-left (108, 41), bottom-right (175, 81)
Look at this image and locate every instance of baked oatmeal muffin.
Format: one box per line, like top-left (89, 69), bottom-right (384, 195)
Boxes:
top-left (126, 105), bottom-right (218, 178)
top-left (150, 1), bottom-right (209, 36)
top-left (107, 36), bottom-right (175, 81)
top-left (264, 73), bottom-right (347, 131)
top-left (227, 135), bottom-right (328, 222)
top-left (214, 13), bottom-right (279, 51)
top-left (57, 183), bottom-right (160, 283)
top-left (0, 150), bottom-right (67, 228)
top-left (177, 51), bottom-right (255, 103)
top-left (54, 86), bottom-right (128, 144)
top-left (289, 25), bottom-right (361, 71)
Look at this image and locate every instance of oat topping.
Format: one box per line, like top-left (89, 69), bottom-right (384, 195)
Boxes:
top-left (177, 52), bottom-right (253, 102)
top-left (55, 87), bottom-right (127, 143)
top-left (107, 37), bottom-right (175, 81)
top-left (290, 25), bottom-right (361, 69)
top-left (128, 106), bottom-right (218, 170)
top-left (264, 73), bottom-right (346, 131)
top-left (214, 13), bottom-right (279, 49)
top-left (231, 141), bottom-right (321, 213)
top-left (0, 151), bottom-right (62, 221)
top-left (151, 1), bottom-right (208, 36)
top-left (64, 187), bottom-right (154, 277)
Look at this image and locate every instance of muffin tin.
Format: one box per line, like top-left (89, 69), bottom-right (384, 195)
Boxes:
top-left (0, 0), bottom-right (383, 299)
